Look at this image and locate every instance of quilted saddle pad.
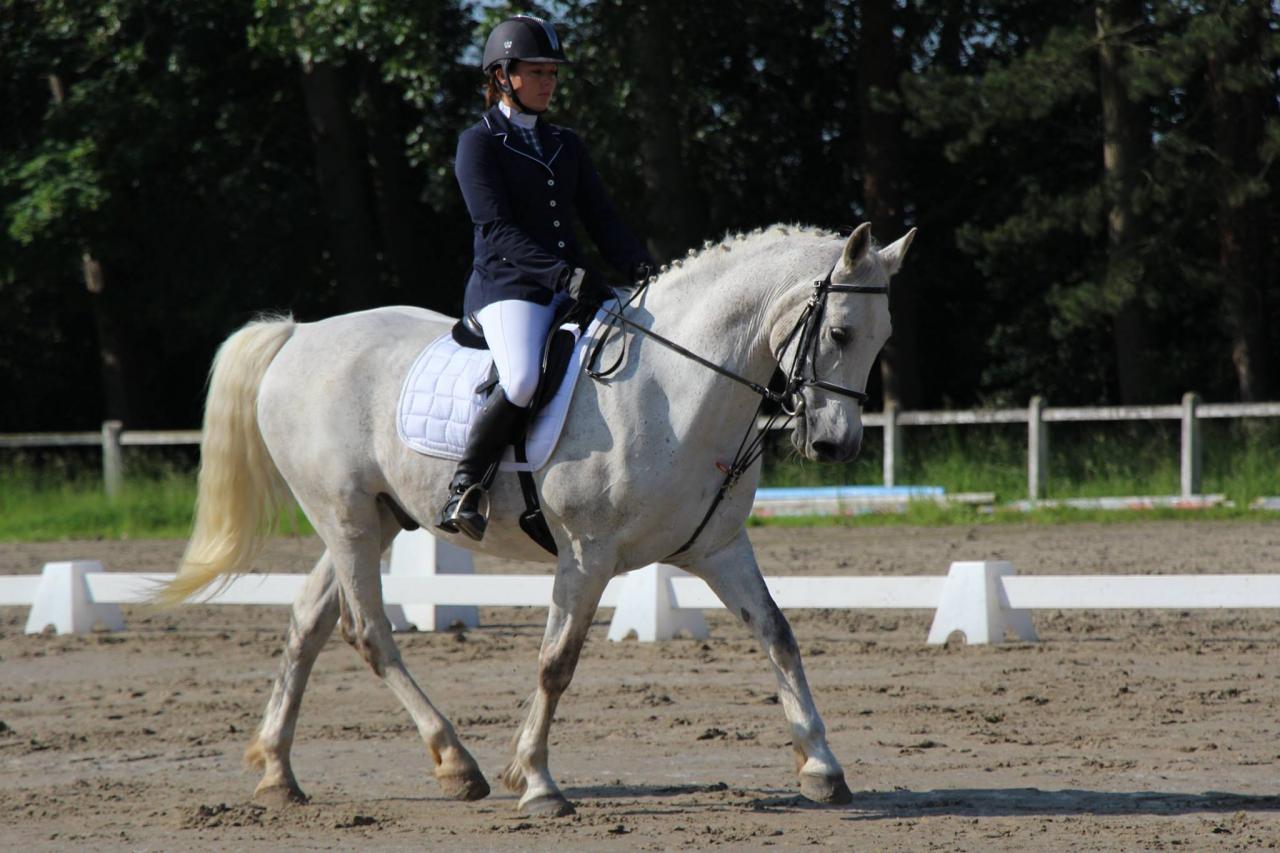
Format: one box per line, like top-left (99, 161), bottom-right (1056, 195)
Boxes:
top-left (396, 312), bottom-right (604, 472)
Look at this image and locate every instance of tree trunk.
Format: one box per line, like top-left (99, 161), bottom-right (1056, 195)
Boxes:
top-left (629, 1), bottom-right (705, 262)
top-left (359, 63), bottom-right (434, 308)
top-left (1096, 1), bottom-right (1154, 403)
top-left (1208, 3), bottom-right (1272, 402)
top-left (858, 0), bottom-right (922, 409)
top-left (48, 74), bottom-right (133, 424)
top-left (298, 58), bottom-right (381, 313)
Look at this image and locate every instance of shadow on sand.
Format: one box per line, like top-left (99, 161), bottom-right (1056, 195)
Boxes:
top-left (562, 782), bottom-right (1280, 819)
top-left (838, 788), bottom-right (1280, 820)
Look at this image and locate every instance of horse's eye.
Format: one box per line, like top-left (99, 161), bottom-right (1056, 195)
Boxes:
top-left (828, 326), bottom-right (851, 346)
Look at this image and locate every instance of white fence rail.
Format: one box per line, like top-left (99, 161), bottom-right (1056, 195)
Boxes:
top-left (5, 394), bottom-right (1277, 500)
top-left (6, 545), bottom-right (1280, 646)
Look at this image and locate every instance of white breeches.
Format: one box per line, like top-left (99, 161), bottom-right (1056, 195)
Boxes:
top-left (476, 296), bottom-right (568, 408)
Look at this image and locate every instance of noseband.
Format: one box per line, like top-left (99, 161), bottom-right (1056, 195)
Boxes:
top-left (586, 263), bottom-right (889, 557)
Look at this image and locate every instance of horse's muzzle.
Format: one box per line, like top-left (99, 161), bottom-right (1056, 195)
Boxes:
top-left (809, 432), bottom-right (862, 463)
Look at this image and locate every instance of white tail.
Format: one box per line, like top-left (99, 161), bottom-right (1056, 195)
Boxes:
top-left (157, 315), bottom-right (296, 606)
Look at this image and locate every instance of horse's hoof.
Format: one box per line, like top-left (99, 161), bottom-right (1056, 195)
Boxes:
top-left (520, 792), bottom-right (576, 817)
top-left (437, 768), bottom-right (491, 801)
top-left (253, 783), bottom-right (308, 807)
top-left (799, 772), bottom-right (853, 805)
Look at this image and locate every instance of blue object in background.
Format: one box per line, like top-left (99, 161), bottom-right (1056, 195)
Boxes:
top-left (756, 485), bottom-right (944, 501)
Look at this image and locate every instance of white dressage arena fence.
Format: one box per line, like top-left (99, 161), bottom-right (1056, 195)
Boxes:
top-left (5, 530), bottom-right (1280, 645)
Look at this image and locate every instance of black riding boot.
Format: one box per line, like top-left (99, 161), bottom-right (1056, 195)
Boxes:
top-left (435, 387), bottom-right (527, 541)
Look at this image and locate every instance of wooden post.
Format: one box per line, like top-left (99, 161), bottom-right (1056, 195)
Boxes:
top-left (1028, 396), bottom-right (1048, 501)
top-left (102, 420), bottom-right (123, 500)
top-left (1180, 392), bottom-right (1201, 498)
top-left (882, 400), bottom-right (900, 487)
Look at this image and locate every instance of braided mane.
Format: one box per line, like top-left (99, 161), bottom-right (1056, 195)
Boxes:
top-left (644, 224), bottom-right (840, 286)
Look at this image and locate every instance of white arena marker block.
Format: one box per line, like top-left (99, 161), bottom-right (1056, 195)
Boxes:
top-left (384, 528), bottom-right (479, 632)
top-left (25, 561), bottom-right (125, 635)
top-left (608, 563), bottom-right (709, 642)
top-left (926, 561), bottom-right (1037, 646)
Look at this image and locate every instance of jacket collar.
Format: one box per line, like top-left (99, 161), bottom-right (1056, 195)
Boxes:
top-left (482, 105), bottom-right (564, 173)
top-left (498, 100), bottom-right (537, 129)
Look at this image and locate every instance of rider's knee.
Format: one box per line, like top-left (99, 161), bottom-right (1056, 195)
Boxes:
top-left (502, 369), bottom-right (539, 408)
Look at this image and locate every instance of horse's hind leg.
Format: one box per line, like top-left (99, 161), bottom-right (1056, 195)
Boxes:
top-left (326, 499), bottom-right (489, 801)
top-left (246, 550), bottom-right (340, 805)
top-left (686, 530), bottom-right (852, 805)
top-left (501, 554), bottom-right (611, 816)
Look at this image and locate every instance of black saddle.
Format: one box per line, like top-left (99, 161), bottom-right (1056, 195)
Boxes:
top-left (450, 302), bottom-right (582, 414)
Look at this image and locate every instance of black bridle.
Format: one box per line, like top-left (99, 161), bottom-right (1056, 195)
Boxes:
top-left (776, 271), bottom-right (889, 411)
top-left (585, 265), bottom-right (889, 557)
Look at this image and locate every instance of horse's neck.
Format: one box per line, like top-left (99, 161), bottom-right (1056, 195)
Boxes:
top-left (642, 239), bottom-right (833, 384)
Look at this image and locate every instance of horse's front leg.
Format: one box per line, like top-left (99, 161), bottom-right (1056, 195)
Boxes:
top-left (687, 529), bottom-right (853, 805)
top-left (501, 553), bottom-right (611, 816)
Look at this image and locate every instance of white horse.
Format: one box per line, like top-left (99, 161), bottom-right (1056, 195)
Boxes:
top-left (160, 221), bottom-right (916, 816)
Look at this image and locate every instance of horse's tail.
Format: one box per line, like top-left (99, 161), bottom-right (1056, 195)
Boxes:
top-left (156, 315), bottom-right (297, 606)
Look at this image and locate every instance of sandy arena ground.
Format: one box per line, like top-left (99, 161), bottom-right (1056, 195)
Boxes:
top-left (3, 521), bottom-right (1280, 850)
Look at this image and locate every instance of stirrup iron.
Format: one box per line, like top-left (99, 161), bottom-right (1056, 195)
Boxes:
top-left (440, 481), bottom-right (492, 541)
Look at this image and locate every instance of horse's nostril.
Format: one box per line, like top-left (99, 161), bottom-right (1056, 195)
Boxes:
top-left (812, 440), bottom-right (839, 459)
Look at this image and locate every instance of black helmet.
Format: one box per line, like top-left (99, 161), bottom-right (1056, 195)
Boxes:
top-left (482, 16), bottom-right (569, 72)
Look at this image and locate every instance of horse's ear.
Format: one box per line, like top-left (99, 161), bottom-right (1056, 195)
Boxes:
top-left (878, 228), bottom-right (917, 276)
top-left (840, 222), bottom-right (874, 271)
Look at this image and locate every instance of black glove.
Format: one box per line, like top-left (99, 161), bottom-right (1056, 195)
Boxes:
top-left (562, 267), bottom-right (611, 306)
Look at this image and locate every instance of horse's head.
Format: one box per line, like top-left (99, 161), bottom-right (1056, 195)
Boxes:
top-left (771, 223), bottom-right (916, 463)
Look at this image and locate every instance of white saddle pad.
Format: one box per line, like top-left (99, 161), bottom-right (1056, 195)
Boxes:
top-left (397, 310), bottom-right (606, 472)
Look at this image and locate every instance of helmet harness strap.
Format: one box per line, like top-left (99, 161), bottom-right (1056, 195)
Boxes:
top-left (495, 60), bottom-right (547, 116)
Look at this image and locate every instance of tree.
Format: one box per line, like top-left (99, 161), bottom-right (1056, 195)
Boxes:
top-left (1096, 0), bottom-right (1156, 402)
top-left (2, 0), bottom-right (1277, 433)
top-left (251, 0), bottom-right (475, 313)
top-left (1204, 0), bottom-right (1275, 401)
top-left (857, 0), bottom-right (922, 408)
top-left (898, 0), bottom-right (1278, 405)
top-left (901, 2), bottom-right (1117, 404)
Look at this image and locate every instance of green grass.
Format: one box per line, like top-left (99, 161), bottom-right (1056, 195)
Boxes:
top-left (2, 420), bottom-right (1276, 541)
top-left (0, 451), bottom-right (311, 542)
top-left (0, 465), bottom-right (197, 540)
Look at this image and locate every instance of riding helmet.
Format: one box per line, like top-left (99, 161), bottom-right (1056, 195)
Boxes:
top-left (482, 15), bottom-right (569, 72)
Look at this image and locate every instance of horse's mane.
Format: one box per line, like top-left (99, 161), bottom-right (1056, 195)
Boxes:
top-left (644, 223), bottom-right (843, 287)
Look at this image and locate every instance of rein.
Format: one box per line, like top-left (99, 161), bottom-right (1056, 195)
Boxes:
top-left (585, 265), bottom-right (888, 558)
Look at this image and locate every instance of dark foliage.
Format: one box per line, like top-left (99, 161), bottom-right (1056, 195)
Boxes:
top-left (1, 0), bottom-right (1276, 429)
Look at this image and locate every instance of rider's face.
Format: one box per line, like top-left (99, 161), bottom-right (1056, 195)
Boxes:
top-left (504, 61), bottom-right (559, 112)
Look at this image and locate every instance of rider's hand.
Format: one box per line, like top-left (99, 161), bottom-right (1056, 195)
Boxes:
top-left (563, 267), bottom-right (612, 306)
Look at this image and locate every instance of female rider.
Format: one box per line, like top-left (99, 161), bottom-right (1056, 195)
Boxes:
top-left (437, 15), bottom-right (654, 541)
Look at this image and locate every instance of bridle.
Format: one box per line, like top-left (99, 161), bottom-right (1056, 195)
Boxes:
top-left (585, 262), bottom-right (889, 556)
top-left (776, 270), bottom-right (889, 412)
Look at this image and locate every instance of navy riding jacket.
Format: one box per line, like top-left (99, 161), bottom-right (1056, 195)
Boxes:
top-left (454, 106), bottom-right (653, 315)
